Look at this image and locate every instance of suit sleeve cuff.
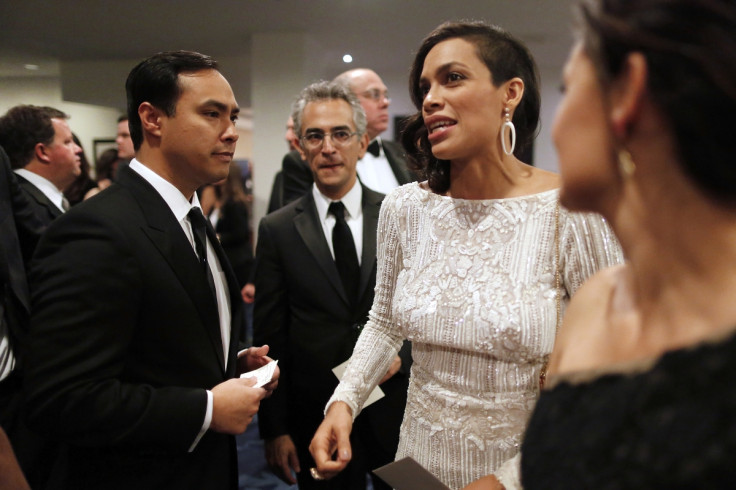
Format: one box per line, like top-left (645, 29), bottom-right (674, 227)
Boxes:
top-left (188, 389), bottom-right (213, 452)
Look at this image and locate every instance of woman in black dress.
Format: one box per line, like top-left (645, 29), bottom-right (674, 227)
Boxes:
top-left (519, 0), bottom-right (736, 488)
top-left (464, 0), bottom-right (736, 488)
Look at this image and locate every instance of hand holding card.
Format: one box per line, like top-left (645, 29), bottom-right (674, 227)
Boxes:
top-left (240, 360), bottom-right (278, 388)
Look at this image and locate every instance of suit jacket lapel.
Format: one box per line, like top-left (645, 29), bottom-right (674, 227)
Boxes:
top-left (293, 192), bottom-right (349, 305)
top-left (17, 176), bottom-right (63, 220)
top-left (118, 168), bottom-right (227, 372)
top-left (359, 186), bottom-right (381, 300)
top-left (204, 219), bottom-right (243, 372)
top-left (382, 140), bottom-right (412, 185)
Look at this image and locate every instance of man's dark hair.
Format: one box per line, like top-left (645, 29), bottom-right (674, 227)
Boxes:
top-left (117, 114), bottom-right (128, 124)
top-left (0, 105), bottom-right (69, 169)
top-left (125, 51), bottom-right (218, 150)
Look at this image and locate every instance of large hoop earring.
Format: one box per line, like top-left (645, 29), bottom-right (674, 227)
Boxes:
top-left (501, 107), bottom-right (516, 156)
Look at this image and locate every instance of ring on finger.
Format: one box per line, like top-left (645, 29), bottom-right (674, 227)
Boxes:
top-left (310, 467), bottom-right (325, 480)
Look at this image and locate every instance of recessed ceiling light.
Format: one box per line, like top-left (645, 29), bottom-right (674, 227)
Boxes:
top-left (342, 54), bottom-right (353, 63)
top-left (24, 64), bottom-right (40, 70)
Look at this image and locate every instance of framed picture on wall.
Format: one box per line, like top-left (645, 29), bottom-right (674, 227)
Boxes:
top-left (93, 139), bottom-right (116, 165)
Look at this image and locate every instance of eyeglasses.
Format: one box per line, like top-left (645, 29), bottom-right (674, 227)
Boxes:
top-left (300, 129), bottom-right (359, 150)
top-left (360, 89), bottom-right (390, 103)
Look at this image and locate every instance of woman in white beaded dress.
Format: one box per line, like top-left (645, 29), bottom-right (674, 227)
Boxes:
top-left (310, 21), bottom-right (623, 489)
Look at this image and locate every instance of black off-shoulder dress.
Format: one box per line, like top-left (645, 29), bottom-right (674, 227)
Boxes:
top-left (521, 330), bottom-right (736, 489)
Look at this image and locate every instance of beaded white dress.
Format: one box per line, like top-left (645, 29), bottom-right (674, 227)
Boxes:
top-left (327, 183), bottom-right (623, 489)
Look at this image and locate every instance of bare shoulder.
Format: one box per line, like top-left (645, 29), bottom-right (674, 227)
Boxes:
top-left (525, 165), bottom-right (561, 194)
top-left (548, 264), bottom-right (627, 375)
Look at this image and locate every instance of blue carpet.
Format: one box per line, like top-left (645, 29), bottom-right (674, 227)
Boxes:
top-left (237, 414), bottom-right (296, 490)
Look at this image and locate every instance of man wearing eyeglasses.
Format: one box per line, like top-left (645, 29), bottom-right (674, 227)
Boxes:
top-left (254, 81), bottom-right (409, 489)
top-left (281, 68), bottom-right (415, 206)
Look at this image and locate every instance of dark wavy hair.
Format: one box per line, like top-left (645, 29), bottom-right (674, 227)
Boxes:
top-left (401, 21), bottom-right (541, 194)
top-left (576, 0), bottom-right (736, 204)
top-left (126, 51), bottom-right (218, 151)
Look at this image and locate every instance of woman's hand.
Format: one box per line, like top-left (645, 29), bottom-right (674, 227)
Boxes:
top-left (308, 401), bottom-right (354, 480)
top-left (462, 475), bottom-right (505, 490)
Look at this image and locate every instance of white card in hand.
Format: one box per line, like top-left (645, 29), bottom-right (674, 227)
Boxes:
top-left (240, 360), bottom-right (278, 387)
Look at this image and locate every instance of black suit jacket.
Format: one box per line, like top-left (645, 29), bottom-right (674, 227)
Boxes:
top-left (281, 139), bottom-right (416, 206)
top-left (0, 147), bottom-right (45, 386)
top-left (23, 166), bottom-right (243, 489)
top-left (15, 173), bottom-right (64, 226)
top-left (254, 185), bottom-right (408, 456)
top-left (267, 170), bottom-right (284, 214)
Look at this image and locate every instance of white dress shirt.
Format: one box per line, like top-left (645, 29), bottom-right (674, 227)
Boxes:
top-left (312, 179), bottom-right (363, 264)
top-left (356, 137), bottom-right (400, 195)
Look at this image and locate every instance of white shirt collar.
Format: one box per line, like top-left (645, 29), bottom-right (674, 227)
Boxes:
top-left (14, 168), bottom-right (66, 212)
top-left (128, 159), bottom-right (201, 218)
top-left (312, 178), bottom-right (362, 222)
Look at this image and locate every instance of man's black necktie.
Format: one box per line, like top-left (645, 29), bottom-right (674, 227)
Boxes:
top-left (367, 139), bottom-right (380, 157)
top-left (188, 207), bottom-right (218, 305)
top-left (329, 201), bottom-right (360, 305)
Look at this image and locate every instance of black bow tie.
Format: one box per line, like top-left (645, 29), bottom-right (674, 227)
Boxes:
top-left (367, 140), bottom-right (381, 157)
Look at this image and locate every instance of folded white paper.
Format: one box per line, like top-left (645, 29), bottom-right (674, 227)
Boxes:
top-left (332, 359), bottom-right (384, 408)
top-left (240, 359), bottom-right (278, 388)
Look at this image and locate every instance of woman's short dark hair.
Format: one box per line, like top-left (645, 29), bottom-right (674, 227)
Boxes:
top-left (401, 21), bottom-right (541, 194)
top-left (576, 0), bottom-right (736, 204)
top-left (125, 50), bottom-right (218, 151)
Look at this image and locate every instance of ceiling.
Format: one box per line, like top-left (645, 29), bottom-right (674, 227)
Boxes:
top-left (0, 0), bottom-right (577, 109)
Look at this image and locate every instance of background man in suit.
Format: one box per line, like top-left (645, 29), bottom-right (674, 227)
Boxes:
top-left (22, 51), bottom-right (278, 489)
top-left (254, 81), bottom-right (408, 489)
top-left (113, 114), bottom-right (135, 179)
top-left (0, 105), bottom-right (83, 224)
top-left (281, 68), bottom-right (415, 205)
top-left (115, 115), bottom-right (135, 161)
top-left (267, 116), bottom-right (300, 214)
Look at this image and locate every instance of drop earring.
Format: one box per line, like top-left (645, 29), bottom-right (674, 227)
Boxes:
top-left (501, 107), bottom-right (516, 156)
top-left (618, 149), bottom-right (636, 178)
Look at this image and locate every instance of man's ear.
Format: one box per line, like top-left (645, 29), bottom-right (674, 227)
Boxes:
top-left (34, 142), bottom-right (51, 164)
top-left (138, 102), bottom-right (163, 140)
top-left (357, 132), bottom-right (370, 159)
top-left (609, 52), bottom-right (648, 140)
top-left (296, 140), bottom-right (308, 161)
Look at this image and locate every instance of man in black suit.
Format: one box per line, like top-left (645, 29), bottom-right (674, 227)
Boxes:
top-left (0, 145), bottom-right (45, 485)
top-left (281, 68), bottom-right (415, 206)
top-left (254, 81), bottom-right (409, 489)
top-left (0, 105), bottom-right (83, 225)
top-left (22, 51), bottom-right (278, 489)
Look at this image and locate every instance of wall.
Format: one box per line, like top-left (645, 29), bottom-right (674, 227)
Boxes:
top-left (0, 77), bottom-right (121, 165)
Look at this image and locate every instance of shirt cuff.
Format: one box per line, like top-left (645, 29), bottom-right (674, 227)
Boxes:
top-left (188, 389), bottom-right (213, 452)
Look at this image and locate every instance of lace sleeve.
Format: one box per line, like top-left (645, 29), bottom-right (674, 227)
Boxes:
top-left (561, 210), bottom-right (624, 299)
top-left (325, 189), bottom-right (407, 419)
top-left (495, 453), bottom-right (522, 490)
